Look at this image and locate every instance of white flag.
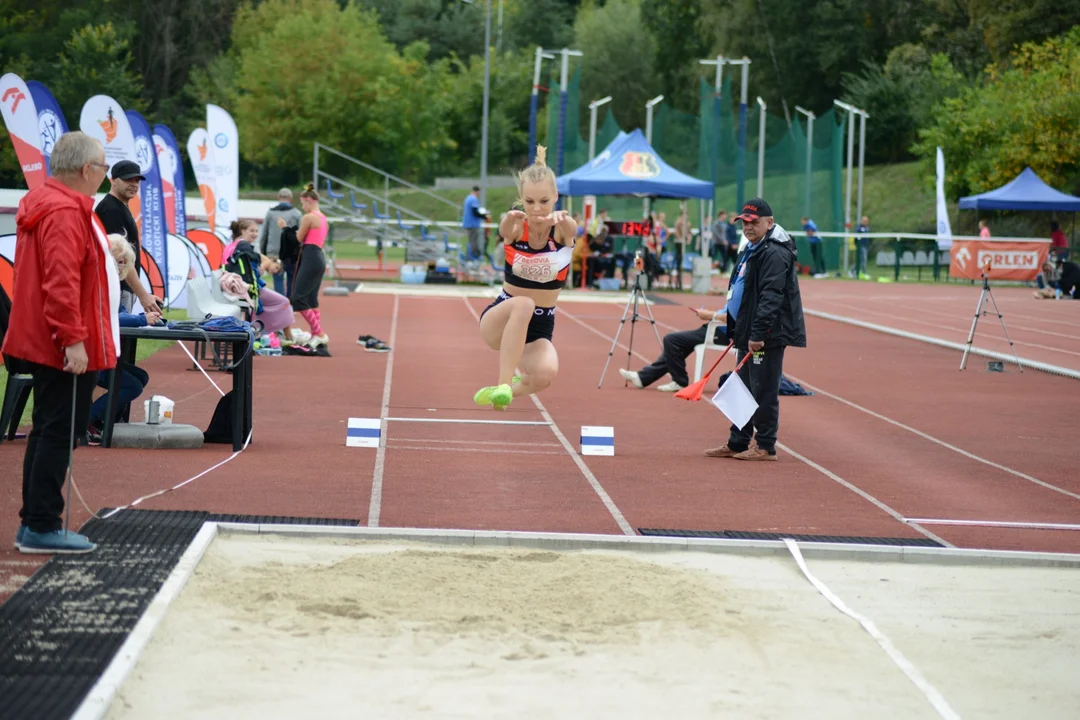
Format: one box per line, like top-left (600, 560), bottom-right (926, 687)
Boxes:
top-left (711, 372), bottom-right (758, 429)
top-left (936, 147), bottom-right (952, 250)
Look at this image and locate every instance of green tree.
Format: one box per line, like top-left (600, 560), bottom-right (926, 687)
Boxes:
top-left (640, 0), bottom-right (708, 113)
top-left (914, 28), bottom-right (1080, 199)
top-left (52, 23), bottom-right (147, 116)
top-left (574, 0), bottom-right (658, 132)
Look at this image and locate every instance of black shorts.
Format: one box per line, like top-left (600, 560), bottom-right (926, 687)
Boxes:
top-left (479, 290), bottom-right (555, 344)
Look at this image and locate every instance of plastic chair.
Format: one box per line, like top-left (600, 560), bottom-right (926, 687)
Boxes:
top-left (0, 369), bottom-right (33, 442)
top-left (396, 211), bottom-right (415, 232)
top-left (692, 320), bottom-right (728, 383)
top-left (349, 191), bottom-right (368, 215)
top-left (324, 180), bottom-right (344, 202)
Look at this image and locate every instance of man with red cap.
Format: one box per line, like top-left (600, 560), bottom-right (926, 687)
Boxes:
top-left (704, 198), bottom-right (806, 461)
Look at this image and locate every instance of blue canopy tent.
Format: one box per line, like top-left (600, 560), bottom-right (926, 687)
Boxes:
top-left (958, 167), bottom-right (1080, 211)
top-left (555, 129), bottom-right (713, 200)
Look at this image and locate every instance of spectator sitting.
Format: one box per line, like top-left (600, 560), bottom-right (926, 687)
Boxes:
top-left (87, 235), bottom-right (156, 444)
top-left (224, 220), bottom-right (302, 346)
top-left (1035, 258), bottom-right (1080, 299)
top-left (618, 305), bottom-right (728, 392)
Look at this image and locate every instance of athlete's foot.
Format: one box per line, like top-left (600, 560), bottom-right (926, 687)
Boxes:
top-left (490, 384), bottom-right (513, 411)
top-left (474, 377), bottom-right (520, 407)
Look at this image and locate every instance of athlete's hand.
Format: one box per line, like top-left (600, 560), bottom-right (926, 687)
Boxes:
top-left (505, 210), bottom-right (527, 221)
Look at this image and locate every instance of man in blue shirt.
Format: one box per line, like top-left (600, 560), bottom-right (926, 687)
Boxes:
top-left (461, 186), bottom-right (486, 260)
top-left (802, 216), bottom-right (824, 276)
top-left (706, 198), bottom-right (806, 462)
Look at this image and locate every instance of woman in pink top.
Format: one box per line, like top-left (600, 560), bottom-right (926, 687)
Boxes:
top-left (978, 219), bottom-right (991, 238)
top-left (278, 183), bottom-right (329, 348)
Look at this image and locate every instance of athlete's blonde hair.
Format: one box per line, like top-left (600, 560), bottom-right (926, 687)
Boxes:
top-left (514, 145), bottom-right (558, 207)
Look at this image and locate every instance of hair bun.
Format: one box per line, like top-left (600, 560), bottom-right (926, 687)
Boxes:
top-left (305, 182), bottom-right (315, 192)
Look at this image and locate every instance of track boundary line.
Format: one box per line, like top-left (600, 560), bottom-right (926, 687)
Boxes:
top-left (462, 297), bottom-right (635, 536)
top-left (385, 444), bottom-right (565, 456)
top-left (558, 306), bottom-right (944, 542)
top-left (804, 308), bottom-right (1080, 380)
top-left (367, 294), bottom-right (400, 528)
top-left (905, 518), bottom-right (1080, 532)
top-left (784, 373), bottom-right (1080, 503)
top-left (855, 296), bottom-right (1080, 339)
top-left (385, 417), bottom-right (551, 426)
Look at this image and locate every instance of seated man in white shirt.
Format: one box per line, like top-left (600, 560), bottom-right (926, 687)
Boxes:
top-left (619, 306), bottom-right (727, 391)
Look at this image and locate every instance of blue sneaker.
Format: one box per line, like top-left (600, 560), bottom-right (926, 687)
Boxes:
top-left (18, 529), bottom-right (97, 555)
top-left (14, 524), bottom-right (26, 549)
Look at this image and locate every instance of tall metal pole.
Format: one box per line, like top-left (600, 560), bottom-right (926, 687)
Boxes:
top-left (856, 109), bottom-right (868, 226)
top-left (496, 0), bottom-right (504, 54)
top-left (698, 55), bottom-right (724, 195)
top-left (730, 58), bottom-right (751, 211)
top-left (556, 48), bottom-right (583, 178)
top-left (795, 105), bottom-right (814, 218)
top-left (756, 96), bottom-right (766, 198)
top-left (834, 99), bottom-right (856, 274)
top-left (644, 94), bottom-right (664, 217)
top-left (528, 48), bottom-right (555, 165)
top-left (588, 95), bottom-right (612, 161)
top-left (479, 0), bottom-right (491, 208)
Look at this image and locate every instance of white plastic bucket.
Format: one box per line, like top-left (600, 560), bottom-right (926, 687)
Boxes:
top-left (144, 395), bottom-right (175, 425)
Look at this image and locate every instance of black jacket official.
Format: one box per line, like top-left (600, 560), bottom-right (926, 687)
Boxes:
top-left (730, 223), bottom-right (807, 351)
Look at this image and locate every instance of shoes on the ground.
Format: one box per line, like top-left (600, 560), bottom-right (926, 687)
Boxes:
top-left (290, 329), bottom-right (311, 344)
top-left (656, 381), bottom-right (684, 392)
top-left (703, 444), bottom-right (746, 458)
top-left (364, 338), bottom-right (390, 353)
top-left (618, 368), bottom-right (644, 388)
top-left (733, 448), bottom-right (777, 461)
top-left (307, 333), bottom-right (330, 349)
top-left (14, 524), bottom-right (26, 549)
top-left (86, 422), bottom-right (103, 446)
top-left (357, 334), bottom-right (374, 345)
top-left (18, 528), bottom-right (97, 555)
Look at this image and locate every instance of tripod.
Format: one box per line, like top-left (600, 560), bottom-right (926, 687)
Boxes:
top-left (598, 272), bottom-right (663, 387)
top-left (960, 269), bottom-right (1022, 372)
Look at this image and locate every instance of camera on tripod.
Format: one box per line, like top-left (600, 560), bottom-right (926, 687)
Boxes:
top-left (634, 250), bottom-right (645, 272)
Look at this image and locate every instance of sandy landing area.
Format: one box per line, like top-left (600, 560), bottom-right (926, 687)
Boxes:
top-left (107, 534), bottom-right (1080, 719)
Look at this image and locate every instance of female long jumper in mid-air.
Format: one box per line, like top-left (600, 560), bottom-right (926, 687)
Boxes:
top-left (474, 145), bottom-right (578, 410)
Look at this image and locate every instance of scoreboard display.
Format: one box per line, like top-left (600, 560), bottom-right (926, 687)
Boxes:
top-left (604, 219), bottom-right (653, 237)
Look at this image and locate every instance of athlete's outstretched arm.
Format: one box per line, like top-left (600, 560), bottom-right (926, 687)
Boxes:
top-left (500, 210), bottom-right (526, 241)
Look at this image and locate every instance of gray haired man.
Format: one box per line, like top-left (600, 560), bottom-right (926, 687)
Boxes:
top-left (259, 188), bottom-right (303, 296)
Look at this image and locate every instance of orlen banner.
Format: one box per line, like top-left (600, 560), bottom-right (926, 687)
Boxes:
top-left (206, 104), bottom-right (238, 227)
top-left (187, 127), bottom-right (217, 231)
top-left (153, 124), bottom-right (186, 235)
top-left (0, 73), bottom-right (45, 189)
top-left (126, 110), bottom-right (170, 300)
top-left (948, 240), bottom-right (1050, 281)
top-left (26, 80), bottom-right (68, 177)
top-left (79, 94), bottom-right (137, 169)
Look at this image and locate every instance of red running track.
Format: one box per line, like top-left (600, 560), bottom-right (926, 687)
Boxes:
top-left (2, 285), bottom-right (1078, 604)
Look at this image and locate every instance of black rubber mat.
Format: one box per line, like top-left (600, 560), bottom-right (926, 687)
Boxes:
top-left (0, 509), bottom-right (208, 720)
top-left (0, 509), bottom-right (362, 720)
top-left (209, 513), bottom-right (359, 525)
top-left (644, 293), bottom-right (679, 305)
top-left (638, 529), bottom-right (944, 547)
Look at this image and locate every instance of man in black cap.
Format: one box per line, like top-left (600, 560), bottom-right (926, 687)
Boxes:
top-left (95, 160), bottom-right (162, 314)
top-left (704, 197), bottom-right (805, 461)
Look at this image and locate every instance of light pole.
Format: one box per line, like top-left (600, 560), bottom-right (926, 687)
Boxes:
top-left (855, 108), bottom-right (869, 229)
top-left (756, 96), bottom-right (766, 198)
top-left (834, 98), bottom-right (856, 274)
top-left (698, 54), bottom-right (726, 218)
top-left (794, 105), bottom-right (814, 217)
top-left (462, 0), bottom-right (492, 207)
top-left (555, 48), bottom-right (583, 185)
top-left (727, 57), bottom-right (751, 211)
top-left (528, 47), bottom-right (556, 165)
top-left (644, 94), bottom-right (664, 217)
top-left (588, 95), bottom-right (613, 161)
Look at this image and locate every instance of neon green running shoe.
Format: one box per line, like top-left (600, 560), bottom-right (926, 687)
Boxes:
top-left (474, 378), bottom-right (521, 406)
top-left (490, 384), bottom-right (514, 410)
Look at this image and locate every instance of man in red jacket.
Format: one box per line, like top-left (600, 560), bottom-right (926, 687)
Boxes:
top-left (2, 131), bottom-right (120, 555)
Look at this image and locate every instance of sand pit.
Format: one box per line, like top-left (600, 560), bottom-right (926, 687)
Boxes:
top-left (105, 533), bottom-right (1080, 719)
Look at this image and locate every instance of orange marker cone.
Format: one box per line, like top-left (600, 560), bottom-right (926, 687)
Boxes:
top-left (674, 342), bottom-right (734, 402)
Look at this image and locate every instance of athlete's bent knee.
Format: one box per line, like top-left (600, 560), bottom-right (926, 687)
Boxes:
top-left (507, 296), bottom-right (537, 317)
top-left (529, 364), bottom-right (558, 391)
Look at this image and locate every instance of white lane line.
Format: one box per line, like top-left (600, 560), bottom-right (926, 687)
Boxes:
top-left (385, 444), bottom-right (565, 456)
top-left (388, 436), bottom-right (561, 446)
top-left (783, 373), bottom-right (1080, 503)
top-left (463, 297), bottom-right (635, 536)
top-left (784, 539), bottom-right (961, 720)
top-left (802, 308), bottom-right (1080, 380)
top-left (386, 417), bottom-right (551, 426)
top-left (777, 444), bottom-right (952, 547)
top-left (810, 299), bottom-right (1080, 355)
top-left (559, 306), bottom-right (943, 542)
top-left (856, 296), bottom-right (1080, 340)
top-left (367, 294), bottom-right (400, 528)
top-left (905, 518), bottom-right (1080, 532)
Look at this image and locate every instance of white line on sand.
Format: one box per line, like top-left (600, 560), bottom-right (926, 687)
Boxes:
top-left (462, 297), bottom-right (635, 535)
top-left (367, 294), bottom-right (400, 528)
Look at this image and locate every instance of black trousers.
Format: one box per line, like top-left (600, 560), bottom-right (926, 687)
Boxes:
top-left (638, 324), bottom-right (726, 388)
top-left (727, 346), bottom-right (785, 453)
top-left (19, 363), bottom-right (98, 533)
top-left (810, 243), bottom-right (825, 275)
